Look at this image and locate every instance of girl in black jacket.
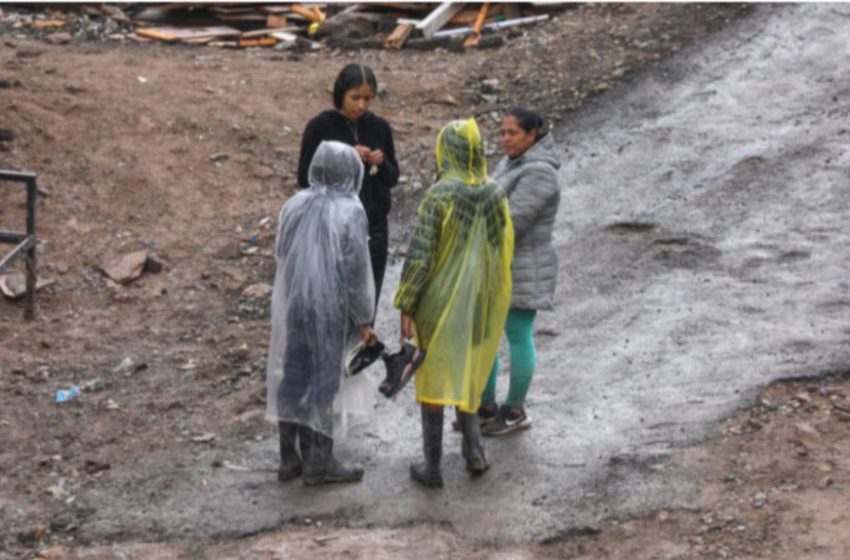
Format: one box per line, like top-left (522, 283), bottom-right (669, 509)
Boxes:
top-left (297, 63), bottom-right (400, 315)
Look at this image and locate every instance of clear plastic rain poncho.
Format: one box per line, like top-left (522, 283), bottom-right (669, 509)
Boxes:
top-left (266, 140), bottom-right (376, 437)
top-left (394, 119), bottom-right (514, 412)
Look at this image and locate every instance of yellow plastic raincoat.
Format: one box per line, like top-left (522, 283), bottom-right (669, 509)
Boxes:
top-left (394, 119), bottom-right (514, 412)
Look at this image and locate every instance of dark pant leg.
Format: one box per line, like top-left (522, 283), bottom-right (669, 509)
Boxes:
top-left (368, 220), bottom-right (389, 317)
top-left (278, 320), bottom-right (313, 410)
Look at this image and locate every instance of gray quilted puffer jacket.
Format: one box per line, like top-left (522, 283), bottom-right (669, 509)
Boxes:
top-left (492, 133), bottom-right (561, 310)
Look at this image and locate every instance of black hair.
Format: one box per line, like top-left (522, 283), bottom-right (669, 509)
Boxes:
top-left (332, 63), bottom-right (378, 110)
top-left (505, 106), bottom-right (545, 139)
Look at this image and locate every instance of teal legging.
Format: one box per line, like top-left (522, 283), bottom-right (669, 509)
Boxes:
top-left (482, 308), bottom-right (537, 409)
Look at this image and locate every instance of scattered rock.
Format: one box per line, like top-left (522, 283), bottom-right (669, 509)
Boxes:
top-left (252, 164), bottom-right (275, 179)
top-left (792, 421), bottom-right (822, 451)
top-left (83, 459), bottom-right (110, 475)
top-left (427, 89), bottom-right (460, 106)
top-left (242, 283), bottom-right (272, 299)
top-left (44, 32), bottom-right (72, 45)
top-left (112, 357), bottom-right (135, 373)
top-left (209, 152), bottom-right (229, 162)
top-left (82, 378), bottom-right (105, 392)
top-left (0, 273), bottom-right (55, 299)
top-left (101, 250), bottom-right (161, 285)
top-left (16, 49), bottom-right (44, 58)
top-left (214, 240), bottom-right (242, 260)
top-left (480, 78), bottom-right (502, 94)
top-left (36, 545), bottom-right (67, 559)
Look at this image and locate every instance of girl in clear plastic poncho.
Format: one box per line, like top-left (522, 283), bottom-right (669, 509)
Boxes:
top-left (266, 140), bottom-right (376, 486)
top-left (393, 119), bottom-right (514, 488)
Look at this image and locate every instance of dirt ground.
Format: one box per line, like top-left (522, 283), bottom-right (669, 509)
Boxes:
top-left (5, 3), bottom-right (848, 559)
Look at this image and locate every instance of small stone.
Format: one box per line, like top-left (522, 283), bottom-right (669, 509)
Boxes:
top-left (793, 421), bottom-right (822, 451)
top-left (83, 459), bottom-right (111, 475)
top-left (37, 545), bottom-right (67, 559)
top-left (45, 32), bottom-right (72, 45)
top-left (480, 78), bottom-right (502, 94)
top-left (751, 492), bottom-right (767, 508)
top-left (209, 152), bottom-right (229, 162)
top-left (82, 378), bottom-right (105, 392)
top-left (252, 165), bottom-right (274, 179)
top-left (16, 49), bottom-right (44, 58)
top-left (214, 241), bottom-right (242, 260)
top-left (242, 283), bottom-right (272, 299)
top-left (113, 357), bottom-right (134, 373)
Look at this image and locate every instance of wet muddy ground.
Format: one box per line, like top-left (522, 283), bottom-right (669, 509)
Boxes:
top-left (4, 3), bottom-right (850, 559)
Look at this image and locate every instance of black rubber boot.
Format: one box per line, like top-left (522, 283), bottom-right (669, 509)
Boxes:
top-left (300, 426), bottom-right (364, 486)
top-left (410, 406), bottom-right (444, 488)
top-left (457, 409), bottom-right (489, 477)
top-left (277, 421), bottom-right (302, 482)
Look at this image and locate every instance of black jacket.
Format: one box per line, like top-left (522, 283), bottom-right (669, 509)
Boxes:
top-left (297, 110), bottom-right (400, 229)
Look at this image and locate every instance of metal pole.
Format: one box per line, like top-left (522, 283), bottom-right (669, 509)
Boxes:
top-left (24, 175), bottom-right (36, 320)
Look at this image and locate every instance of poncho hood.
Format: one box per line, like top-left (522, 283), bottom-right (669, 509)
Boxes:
top-left (435, 118), bottom-right (488, 186)
top-left (308, 140), bottom-right (365, 196)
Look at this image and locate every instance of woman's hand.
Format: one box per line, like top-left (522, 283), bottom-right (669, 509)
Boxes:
top-left (367, 149), bottom-right (384, 167)
top-left (353, 145), bottom-right (372, 162)
top-left (400, 311), bottom-right (415, 345)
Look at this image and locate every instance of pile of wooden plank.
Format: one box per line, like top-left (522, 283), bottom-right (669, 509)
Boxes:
top-left (124, 2), bottom-right (562, 50)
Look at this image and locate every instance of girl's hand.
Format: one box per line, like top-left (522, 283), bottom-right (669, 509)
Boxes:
top-left (367, 149), bottom-right (384, 167)
top-left (353, 145), bottom-right (372, 162)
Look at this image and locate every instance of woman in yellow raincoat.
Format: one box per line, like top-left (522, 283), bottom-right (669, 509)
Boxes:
top-left (394, 118), bottom-right (514, 488)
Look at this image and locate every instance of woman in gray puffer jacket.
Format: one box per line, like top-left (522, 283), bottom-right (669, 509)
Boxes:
top-left (480, 107), bottom-right (561, 436)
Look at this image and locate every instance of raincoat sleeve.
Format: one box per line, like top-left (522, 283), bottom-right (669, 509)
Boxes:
top-left (393, 190), bottom-right (445, 313)
top-left (508, 164), bottom-right (559, 240)
top-left (376, 120), bottom-right (400, 187)
top-left (344, 206), bottom-right (375, 326)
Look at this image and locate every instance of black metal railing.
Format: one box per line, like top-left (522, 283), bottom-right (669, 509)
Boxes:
top-left (0, 170), bottom-right (37, 319)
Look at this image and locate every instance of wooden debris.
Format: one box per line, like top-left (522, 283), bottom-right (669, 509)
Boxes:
top-left (384, 23), bottom-right (413, 49)
top-left (289, 4), bottom-right (325, 23)
top-left (266, 14), bottom-right (288, 29)
top-left (33, 20), bottom-right (65, 30)
top-left (241, 27), bottom-right (299, 39)
top-left (99, 4), bottom-right (130, 24)
top-left (434, 14), bottom-right (549, 38)
top-left (416, 2), bottom-right (465, 38)
top-left (52, 1), bottom-right (561, 51)
top-left (463, 2), bottom-right (490, 47)
top-left (237, 37), bottom-right (278, 48)
top-left (135, 25), bottom-right (241, 43)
